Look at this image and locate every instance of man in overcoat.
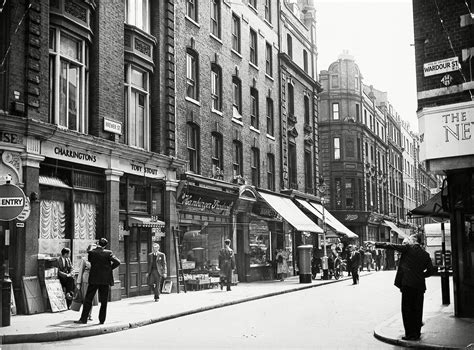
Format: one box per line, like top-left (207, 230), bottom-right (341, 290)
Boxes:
top-left (371, 235), bottom-right (435, 341)
top-left (75, 238), bottom-right (120, 325)
top-left (218, 239), bottom-right (235, 291)
top-left (348, 245), bottom-right (361, 284)
top-left (147, 243), bottom-right (167, 301)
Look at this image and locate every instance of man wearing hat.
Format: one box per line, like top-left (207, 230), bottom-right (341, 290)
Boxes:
top-left (369, 234), bottom-right (435, 341)
top-left (75, 238), bottom-right (121, 325)
top-left (218, 238), bottom-right (235, 291)
top-left (147, 243), bottom-right (167, 302)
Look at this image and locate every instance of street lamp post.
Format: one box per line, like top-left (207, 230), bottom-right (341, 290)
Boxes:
top-left (321, 197), bottom-right (329, 280)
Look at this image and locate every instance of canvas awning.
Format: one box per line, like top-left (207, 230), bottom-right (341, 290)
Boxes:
top-left (129, 216), bottom-right (165, 228)
top-left (258, 192), bottom-right (323, 233)
top-left (297, 200), bottom-right (358, 239)
top-left (382, 220), bottom-right (408, 239)
top-left (39, 176), bottom-right (71, 189)
top-left (408, 192), bottom-right (449, 219)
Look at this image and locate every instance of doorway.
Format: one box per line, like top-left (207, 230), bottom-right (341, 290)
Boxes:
top-left (123, 227), bottom-right (151, 297)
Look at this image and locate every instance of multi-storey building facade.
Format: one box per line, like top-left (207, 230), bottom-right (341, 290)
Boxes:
top-left (401, 121), bottom-right (418, 224)
top-left (318, 52), bottom-right (392, 244)
top-left (412, 0), bottom-right (474, 317)
top-left (0, 0), bottom-right (187, 313)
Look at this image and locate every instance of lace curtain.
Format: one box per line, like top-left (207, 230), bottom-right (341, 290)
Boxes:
top-left (74, 202), bottom-right (96, 240)
top-left (40, 200), bottom-right (66, 239)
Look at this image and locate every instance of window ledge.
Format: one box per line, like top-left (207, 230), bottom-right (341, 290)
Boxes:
top-left (266, 134), bottom-right (275, 141)
top-left (249, 62), bottom-right (259, 71)
top-left (248, 4), bottom-right (258, 15)
top-left (210, 33), bottom-right (223, 44)
top-left (264, 19), bottom-right (273, 28)
top-left (211, 109), bottom-right (223, 117)
top-left (249, 126), bottom-right (261, 134)
top-left (185, 16), bottom-right (200, 28)
top-left (185, 97), bottom-right (201, 106)
top-left (232, 118), bottom-right (243, 126)
top-left (231, 49), bottom-right (242, 59)
top-left (265, 73), bottom-right (274, 81)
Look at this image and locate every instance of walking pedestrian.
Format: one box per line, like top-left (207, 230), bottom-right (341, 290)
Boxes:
top-left (75, 244), bottom-right (98, 320)
top-left (369, 234), bottom-right (435, 341)
top-left (74, 238), bottom-right (120, 325)
top-left (147, 243), bottom-right (167, 302)
top-left (348, 245), bottom-right (361, 285)
top-left (218, 239), bottom-right (235, 291)
top-left (375, 249), bottom-right (382, 271)
top-left (275, 249), bottom-right (289, 281)
top-left (58, 247), bottom-right (75, 308)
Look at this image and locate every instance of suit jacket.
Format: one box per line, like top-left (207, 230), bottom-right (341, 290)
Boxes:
top-left (218, 246), bottom-right (235, 276)
top-left (375, 242), bottom-right (435, 291)
top-left (147, 252), bottom-right (167, 276)
top-left (57, 256), bottom-right (73, 280)
top-left (88, 247), bottom-right (121, 286)
top-left (348, 250), bottom-right (361, 270)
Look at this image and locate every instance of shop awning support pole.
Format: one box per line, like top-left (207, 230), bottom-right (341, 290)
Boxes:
top-left (440, 222), bottom-right (450, 305)
top-left (321, 201), bottom-right (329, 280)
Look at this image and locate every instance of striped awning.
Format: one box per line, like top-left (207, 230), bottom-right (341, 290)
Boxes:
top-left (129, 216), bottom-right (165, 228)
top-left (39, 176), bottom-right (71, 189)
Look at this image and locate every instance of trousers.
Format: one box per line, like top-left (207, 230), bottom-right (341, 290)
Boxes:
top-left (80, 284), bottom-right (109, 324)
top-left (401, 286), bottom-right (424, 337)
top-left (148, 270), bottom-right (162, 299)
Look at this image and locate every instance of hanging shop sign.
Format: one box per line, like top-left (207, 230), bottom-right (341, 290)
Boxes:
top-left (0, 183), bottom-right (26, 221)
top-left (423, 57), bottom-right (460, 77)
top-left (418, 100), bottom-right (474, 163)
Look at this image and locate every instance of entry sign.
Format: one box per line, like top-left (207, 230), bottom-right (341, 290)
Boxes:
top-left (0, 183), bottom-right (26, 221)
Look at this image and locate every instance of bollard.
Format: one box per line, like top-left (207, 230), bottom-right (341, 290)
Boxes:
top-left (440, 269), bottom-right (450, 305)
top-left (2, 277), bottom-right (11, 327)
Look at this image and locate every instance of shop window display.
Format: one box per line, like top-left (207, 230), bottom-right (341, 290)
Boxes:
top-left (249, 220), bottom-right (271, 266)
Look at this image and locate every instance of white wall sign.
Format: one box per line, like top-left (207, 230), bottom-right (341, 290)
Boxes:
top-left (118, 158), bottom-right (166, 179)
top-left (104, 119), bottom-right (122, 135)
top-left (418, 101), bottom-right (474, 163)
top-left (423, 57), bottom-right (460, 77)
top-left (41, 141), bottom-right (108, 168)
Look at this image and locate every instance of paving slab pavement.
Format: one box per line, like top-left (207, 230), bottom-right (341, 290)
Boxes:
top-left (0, 273), bottom-right (363, 345)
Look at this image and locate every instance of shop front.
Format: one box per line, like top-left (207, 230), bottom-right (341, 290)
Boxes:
top-left (331, 211), bottom-right (371, 244)
top-left (176, 177), bottom-right (238, 290)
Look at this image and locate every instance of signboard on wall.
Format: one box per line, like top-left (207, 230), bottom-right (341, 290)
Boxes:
top-left (423, 56), bottom-right (460, 77)
top-left (418, 101), bottom-right (474, 163)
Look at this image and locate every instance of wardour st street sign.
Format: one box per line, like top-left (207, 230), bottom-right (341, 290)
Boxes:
top-left (423, 57), bottom-right (460, 77)
top-left (418, 100), bottom-right (474, 164)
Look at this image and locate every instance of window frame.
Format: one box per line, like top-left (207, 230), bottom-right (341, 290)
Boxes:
top-left (251, 147), bottom-right (260, 187)
top-left (332, 102), bottom-right (339, 120)
top-left (210, 0), bottom-right (221, 38)
top-left (287, 83), bottom-right (295, 117)
top-left (186, 0), bottom-right (198, 22)
top-left (186, 49), bottom-right (199, 101)
top-left (187, 123), bottom-right (201, 173)
top-left (266, 97), bottom-right (274, 136)
top-left (264, 0), bottom-right (271, 23)
top-left (333, 137), bottom-right (341, 160)
top-left (304, 96), bottom-right (310, 125)
top-left (231, 13), bottom-right (241, 53)
top-left (125, 0), bottom-right (150, 33)
top-left (49, 28), bottom-right (88, 134)
top-left (288, 142), bottom-right (297, 188)
top-left (233, 140), bottom-right (243, 177)
top-left (287, 34), bottom-right (293, 59)
top-left (303, 49), bottom-right (308, 73)
top-left (232, 76), bottom-right (242, 114)
top-left (211, 64), bottom-right (222, 111)
top-left (249, 28), bottom-right (258, 65)
top-left (266, 153), bottom-right (275, 191)
top-left (304, 150), bottom-right (312, 191)
top-left (265, 42), bottom-right (273, 76)
top-left (250, 87), bottom-right (259, 129)
top-left (211, 132), bottom-right (223, 173)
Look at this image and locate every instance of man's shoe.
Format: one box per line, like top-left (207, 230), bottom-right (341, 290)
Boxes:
top-left (154, 298), bottom-right (159, 302)
top-left (99, 321), bottom-right (104, 325)
top-left (74, 320), bottom-right (87, 324)
top-left (402, 335), bottom-right (420, 341)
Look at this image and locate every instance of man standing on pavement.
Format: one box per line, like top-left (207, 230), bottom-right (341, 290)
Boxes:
top-left (218, 239), bottom-right (235, 291)
top-left (147, 243), bottom-right (167, 302)
top-left (348, 245), bottom-right (361, 285)
top-left (75, 238), bottom-right (120, 325)
top-left (370, 234), bottom-right (435, 341)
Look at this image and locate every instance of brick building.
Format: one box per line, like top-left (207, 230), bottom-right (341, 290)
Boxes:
top-left (412, 0), bottom-right (474, 316)
top-left (0, 0), bottom-right (186, 315)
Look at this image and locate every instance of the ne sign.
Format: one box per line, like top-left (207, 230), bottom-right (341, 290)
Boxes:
top-left (0, 183), bottom-right (26, 221)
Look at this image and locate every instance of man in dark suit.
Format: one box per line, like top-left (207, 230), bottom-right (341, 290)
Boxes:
top-left (371, 234), bottom-right (435, 341)
top-left (147, 243), bottom-right (167, 302)
top-left (57, 247), bottom-right (74, 308)
top-left (75, 238), bottom-right (120, 325)
top-left (218, 239), bottom-right (235, 291)
top-left (348, 245), bottom-right (361, 285)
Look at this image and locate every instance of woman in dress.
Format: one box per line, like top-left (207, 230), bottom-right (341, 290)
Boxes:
top-left (76, 244), bottom-right (98, 320)
top-left (275, 249), bottom-right (289, 281)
